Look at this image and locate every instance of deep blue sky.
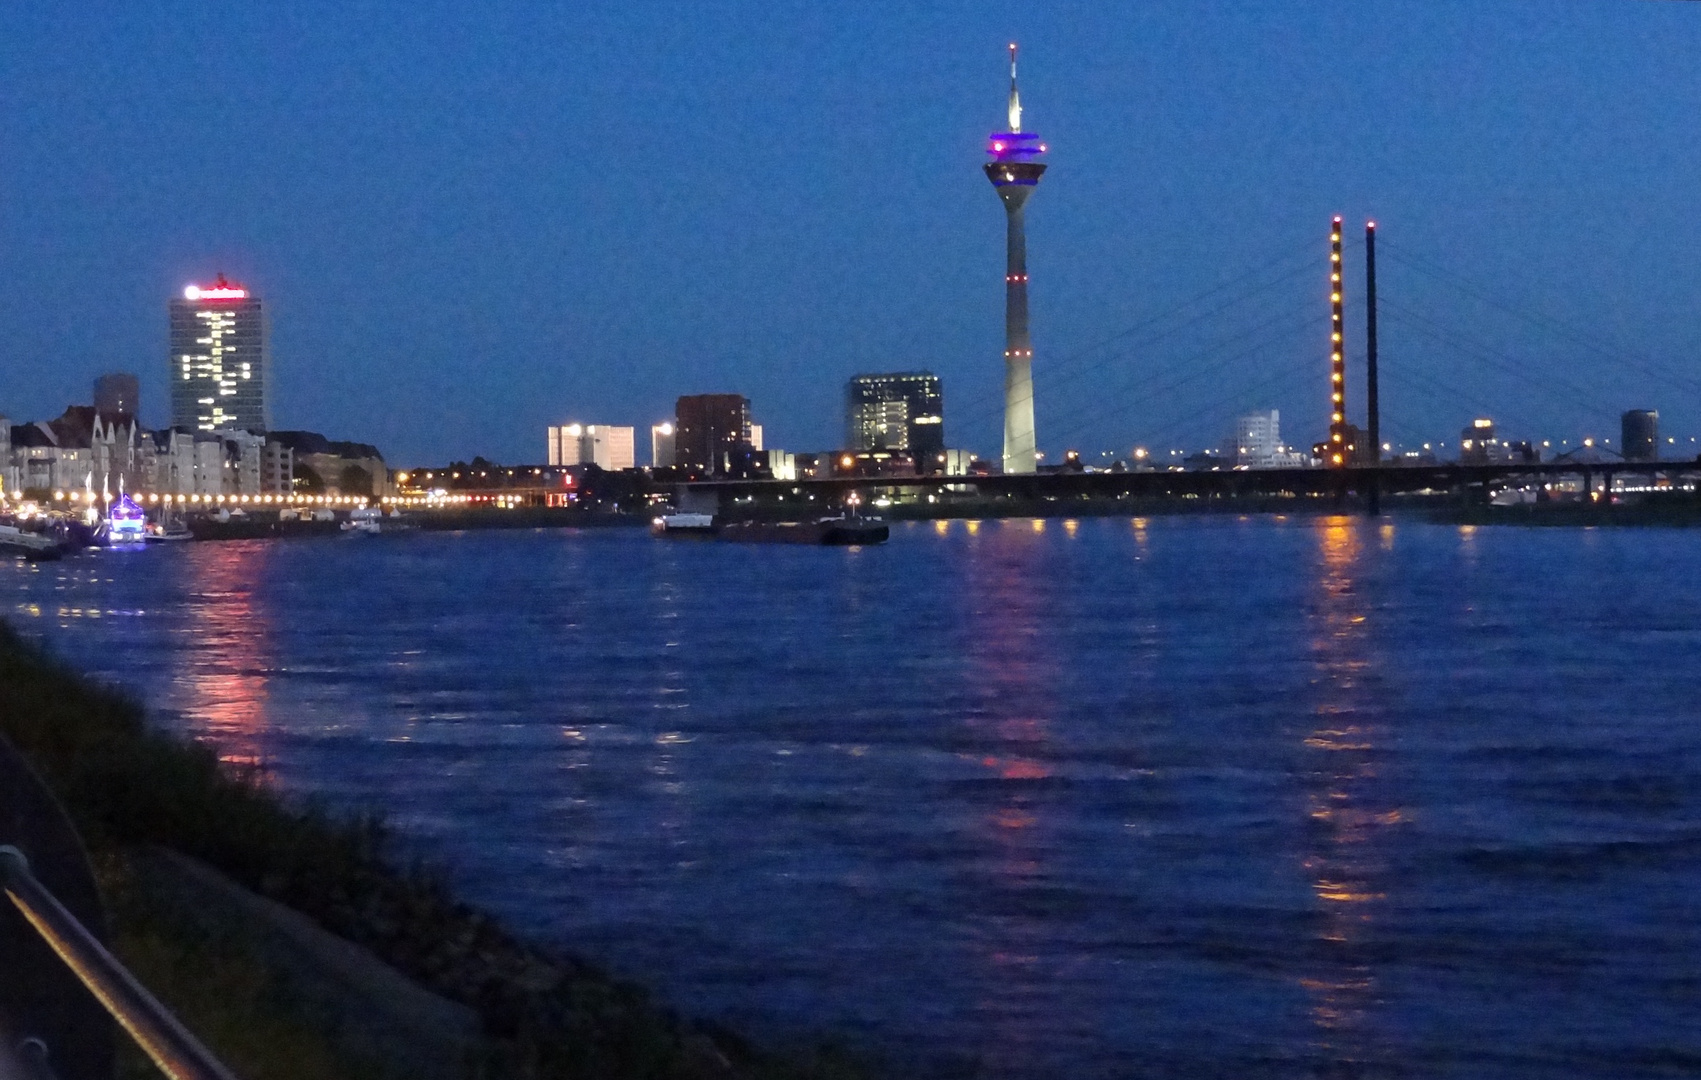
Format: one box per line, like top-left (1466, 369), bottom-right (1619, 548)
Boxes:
top-left (3, 0), bottom-right (1700, 465)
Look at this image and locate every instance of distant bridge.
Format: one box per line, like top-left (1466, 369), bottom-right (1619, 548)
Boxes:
top-left (681, 459), bottom-right (1697, 509)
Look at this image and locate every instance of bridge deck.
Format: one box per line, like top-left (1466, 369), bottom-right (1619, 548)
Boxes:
top-left (683, 460), bottom-right (1697, 500)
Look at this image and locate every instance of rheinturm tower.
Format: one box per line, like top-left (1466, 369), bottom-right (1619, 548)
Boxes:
top-left (985, 43), bottom-right (1046, 474)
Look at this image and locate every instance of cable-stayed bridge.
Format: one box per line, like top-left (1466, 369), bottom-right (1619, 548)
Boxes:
top-left (686, 216), bottom-right (1701, 513)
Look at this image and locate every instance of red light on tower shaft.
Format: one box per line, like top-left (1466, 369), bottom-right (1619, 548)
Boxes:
top-left (1327, 216), bottom-right (1347, 467)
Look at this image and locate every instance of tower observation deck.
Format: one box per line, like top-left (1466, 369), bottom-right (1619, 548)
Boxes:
top-left (985, 43), bottom-right (1046, 475)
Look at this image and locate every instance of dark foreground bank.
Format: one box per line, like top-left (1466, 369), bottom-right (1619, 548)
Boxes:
top-left (0, 622), bottom-right (865, 1080)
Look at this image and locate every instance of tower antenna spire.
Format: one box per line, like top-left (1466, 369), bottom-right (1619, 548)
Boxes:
top-left (1007, 42), bottom-right (1022, 133)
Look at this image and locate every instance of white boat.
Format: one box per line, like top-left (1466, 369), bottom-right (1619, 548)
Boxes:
top-left (0, 524), bottom-right (62, 560)
top-left (650, 512), bottom-right (717, 537)
top-left (342, 507), bottom-right (415, 536)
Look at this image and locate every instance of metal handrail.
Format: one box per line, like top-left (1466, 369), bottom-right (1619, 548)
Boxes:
top-left (0, 847), bottom-right (239, 1080)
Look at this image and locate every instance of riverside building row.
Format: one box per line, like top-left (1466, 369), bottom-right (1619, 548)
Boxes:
top-left (548, 374), bottom-right (974, 481)
top-left (1, 406), bottom-right (292, 498)
top-left (0, 410), bottom-right (392, 501)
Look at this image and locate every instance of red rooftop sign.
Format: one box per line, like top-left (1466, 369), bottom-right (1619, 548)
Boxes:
top-left (183, 284), bottom-right (248, 301)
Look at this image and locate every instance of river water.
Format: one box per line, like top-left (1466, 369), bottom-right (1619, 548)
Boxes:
top-left (5, 516), bottom-right (1700, 1078)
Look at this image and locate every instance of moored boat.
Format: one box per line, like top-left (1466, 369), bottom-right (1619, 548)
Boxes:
top-left (0, 524), bottom-right (63, 561)
top-left (820, 516), bottom-right (889, 545)
top-left (651, 512), bottom-right (718, 538)
top-left (190, 512), bottom-right (343, 541)
top-left (342, 507), bottom-right (417, 536)
top-left (104, 494), bottom-right (148, 544)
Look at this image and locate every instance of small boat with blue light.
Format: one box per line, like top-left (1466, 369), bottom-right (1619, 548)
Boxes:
top-left (105, 494), bottom-right (148, 545)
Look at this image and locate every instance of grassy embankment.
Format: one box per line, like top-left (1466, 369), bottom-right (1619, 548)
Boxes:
top-left (0, 622), bottom-right (864, 1080)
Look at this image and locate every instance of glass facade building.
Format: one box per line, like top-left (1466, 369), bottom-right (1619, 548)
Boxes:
top-left (169, 277), bottom-right (267, 433)
top-left (845, 372), bottom-right (944, 468)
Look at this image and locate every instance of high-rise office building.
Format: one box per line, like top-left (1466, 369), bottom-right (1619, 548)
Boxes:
top-left (1232, 410), bottom-right (1307, 469)
top-left (547, 424), bottom-right (635, 470)
top-left (94, 373), bottom-right (139, 418)
top-left (651, 422), bottom-right (677, 468)
top-left (985, 45), bottom-right (1046, 475)
top-left (1233, 410), bottom-right (1280, 467)
top-left (674, 395), bottom-right (751, 476)
top-left (169, 276), bottom-right (267, 432)
top-left (1459, 418), bottom-right (1497, 464)
top-left (846, 372), bottom-right (945, 465)
top-left (651, 423), bottom-right (677, 467)
top-left (1622, 410), bottom-right (1659, 461)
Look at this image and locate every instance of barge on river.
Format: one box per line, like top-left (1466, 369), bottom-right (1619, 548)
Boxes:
top-left (718, 516), bottom-right (888, 546)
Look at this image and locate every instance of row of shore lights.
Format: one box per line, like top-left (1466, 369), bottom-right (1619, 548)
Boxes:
top-left (46, 492), bottom-right (372, 507)
top-left (386, 494), bottom-right (524, 507)
top-left (31, 491), bottom-right (509, 509)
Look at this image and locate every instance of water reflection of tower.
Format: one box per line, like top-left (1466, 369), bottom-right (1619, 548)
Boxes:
top-left (1301, 517), bottom-right (1403, 1066)
top-left (985, 44), bottom-right (1047, 475)
top-left (958, 520), bottom-right (1062, 1070)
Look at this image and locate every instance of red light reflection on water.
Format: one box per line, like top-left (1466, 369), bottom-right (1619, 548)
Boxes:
top-left (957, 520), bottom-right (1061, 1064)
top-left (175, 542), bottom-right (276, 771)
top-left (983, 755), bottom-right (1049, 782)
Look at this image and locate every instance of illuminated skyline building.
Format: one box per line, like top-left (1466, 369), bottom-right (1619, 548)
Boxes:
top-left (169, 275), bottom-right (267, 432)
top-left (651, 422), bottom-right (676, 468)
top-left (547, 424), bottom-right (635, 470)
top-left (846, 372), bottom-right (944, 467)
top-left (985, 44), bottom-right (1046, 475)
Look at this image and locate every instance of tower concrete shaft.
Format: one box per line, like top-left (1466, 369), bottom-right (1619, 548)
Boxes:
top-left (997, 181), bottom-right (1039, 473)
top-left (985, 45), bottom-right (1046, 475)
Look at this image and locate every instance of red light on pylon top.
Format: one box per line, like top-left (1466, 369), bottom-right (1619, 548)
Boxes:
top-left (1332, 215), bottom-right (1343, 225)
top-left (1367, 220), bottom-right (1377, 229)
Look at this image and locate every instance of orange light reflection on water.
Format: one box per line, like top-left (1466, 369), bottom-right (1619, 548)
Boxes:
top-left (1301, 516), bottom-right (1403, 1054)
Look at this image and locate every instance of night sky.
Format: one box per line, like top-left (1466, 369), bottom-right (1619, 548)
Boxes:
top-left (3, 1), bottom-right (1700, 465)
